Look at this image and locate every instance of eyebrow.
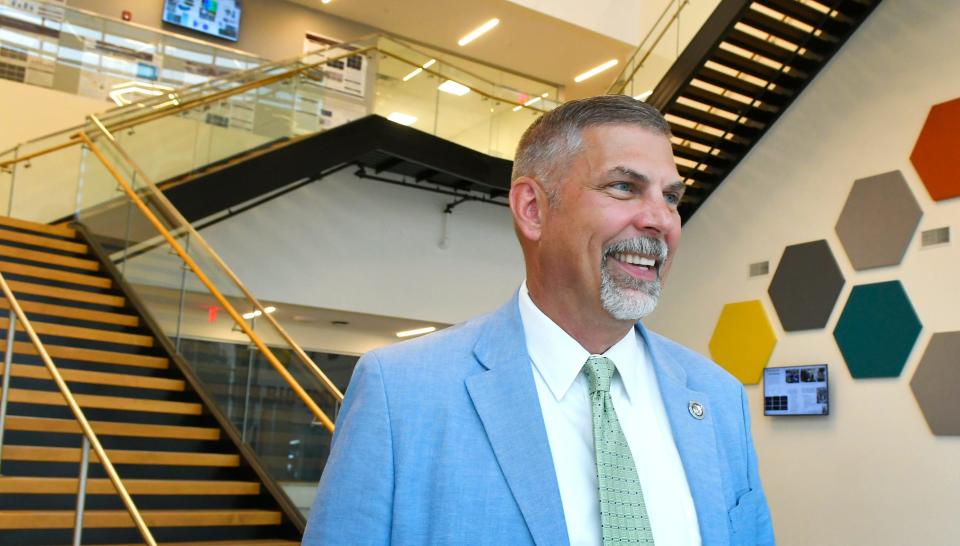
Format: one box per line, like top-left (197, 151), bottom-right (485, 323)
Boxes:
top-left (610, 166), bottom-right (686, 195)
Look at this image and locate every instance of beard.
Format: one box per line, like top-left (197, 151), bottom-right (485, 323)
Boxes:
top-left (599, 236), bottom-right (669, 321)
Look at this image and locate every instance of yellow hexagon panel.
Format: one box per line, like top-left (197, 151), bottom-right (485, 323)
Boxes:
top-left (709, 300), bottom-right (778, 385)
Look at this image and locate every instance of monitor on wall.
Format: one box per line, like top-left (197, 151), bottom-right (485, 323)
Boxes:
top-left (763, 364), bottom-right (829, 416)
top-left (162, 0), bottom-right (241, 42)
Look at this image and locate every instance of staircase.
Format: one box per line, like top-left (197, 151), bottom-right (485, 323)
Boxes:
top-left (0, 216), bottom-right (300, 545)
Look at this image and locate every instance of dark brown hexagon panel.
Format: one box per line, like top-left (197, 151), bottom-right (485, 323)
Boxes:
top-left (910, 97), bottom-right (960, 201)
top-left (768, 240), bottom-right (845, 332)
top-left (835, 171), bottom-right (923, 270)
top-left (910, 331), bottom-right (960, 436)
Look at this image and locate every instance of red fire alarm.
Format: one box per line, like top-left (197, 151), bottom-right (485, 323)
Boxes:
top-left (121, 10), bottom-right (132, 21)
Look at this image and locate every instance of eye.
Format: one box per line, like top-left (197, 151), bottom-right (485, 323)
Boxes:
top-left (664, 191), bottom-right (682, 206)
top-left (610, 181), bottom-right (634, 193)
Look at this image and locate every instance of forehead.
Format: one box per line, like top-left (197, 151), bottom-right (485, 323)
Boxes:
top-left (571, 124), bottom-right (678, 177)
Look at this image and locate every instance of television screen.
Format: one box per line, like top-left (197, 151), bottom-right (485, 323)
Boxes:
top-left (763, 364), bottom-right (829, 416)
top-left (162, 0), bottom-right (241, 42)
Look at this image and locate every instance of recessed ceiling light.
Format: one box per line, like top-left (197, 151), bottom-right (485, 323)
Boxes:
top-left (321, 0), bottom-right (332, 4)
top-left (458, 18), bottom-right (500, 46)
top-left (574, 59), bottom-right (619, 83)
top-left (387, 112), bottom-right (418, 126)
top-left (438, 80), bottom-right (471, 96)
top-left (396, 326), bottom-right (437, 338)
top-left (402, 58), bottom-right (437, 82)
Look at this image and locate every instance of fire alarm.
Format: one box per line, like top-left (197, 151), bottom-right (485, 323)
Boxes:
top-left (122, 10), bottom-right (132, 21)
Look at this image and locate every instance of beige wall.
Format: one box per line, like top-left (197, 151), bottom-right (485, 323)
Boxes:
top-left (0, 79), bottom-right (106, 150)
top-left (646, 1), bottom-right (960, 545)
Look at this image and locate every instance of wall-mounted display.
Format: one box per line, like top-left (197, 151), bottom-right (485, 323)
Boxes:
top-left (763, 365), bottom-right (829, 416)
top-left (768, 240), bottom-right (845, 331)
top-left (163, 0), bottom-right (242, 42)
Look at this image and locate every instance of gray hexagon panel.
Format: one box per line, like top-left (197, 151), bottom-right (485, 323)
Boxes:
top-left (835, 171), bottom-right (923, 270)
top-left (910, 331), bottom-right (960, 436)
top-left (768, 240), bottom-right (845, 331)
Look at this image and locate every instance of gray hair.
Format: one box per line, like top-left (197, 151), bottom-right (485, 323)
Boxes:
top-left (511, 95), bottom-right (671, 203)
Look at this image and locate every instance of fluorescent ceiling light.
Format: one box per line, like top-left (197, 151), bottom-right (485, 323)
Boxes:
top-left (574, 59), bottom-right (619, 83)
top-left (108, 81), bottom-right (174, 106)
top-left (634, 89), bottom-right (653, 101)
top-left (387, 112), bottom-right (417, 126)
top-left (438, 79), bottom-right (471, 96)
top-left (396, 326), bottom-right (437, 338)
top-left (458, 18), bottom-right (499, 46)
top-left (242, 306), bottom-right (276, 320)
top-left (513, 92), bottom-right (551, 111)
top-left (402, 58), bottom-right (437, 82)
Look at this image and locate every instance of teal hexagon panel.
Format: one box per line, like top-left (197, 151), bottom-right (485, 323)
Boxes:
top-left (833, 281), bottom-right (922, 378)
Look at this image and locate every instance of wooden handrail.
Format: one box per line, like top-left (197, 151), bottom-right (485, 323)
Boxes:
top-left (77, 130), bottom-right (337, 431)
top-left (0, 272), bottom-right (157, 546)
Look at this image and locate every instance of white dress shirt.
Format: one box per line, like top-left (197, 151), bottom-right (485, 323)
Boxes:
top-left (518, 283), bottom-right (701, 546)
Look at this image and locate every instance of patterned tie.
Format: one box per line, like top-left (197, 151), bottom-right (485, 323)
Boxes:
top-left (583, 355), bottom-right (655, 544)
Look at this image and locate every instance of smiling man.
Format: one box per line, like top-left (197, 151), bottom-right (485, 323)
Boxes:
top-left (304, 95), bottom-right (775, 546)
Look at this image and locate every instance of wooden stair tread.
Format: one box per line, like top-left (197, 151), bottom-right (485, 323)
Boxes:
top-left (3, 445), bottom-right (240, 466)
top-left (5, 415), bottom-right (219, 440)
top-left (2, 340), bottom-right (168, 369)
top-left (6, 279), bottom-right (125, 307)
top-left (2, 363), bottom-right (184, 391)
top-left (0, 297), bottom-right (138, 327)
top-left (0, 243), bottom-right (99, 271)
top-left (1, 387), bottom-right (202, 415)
top-left (0, 509), bottom-right (281, 528)
top-left (0, 316), bottom-right (153, 347)
top-left (0, 227), bottom-right (87, 254)
top-left (0, 476), bottom-right (259, 495)
top-left (0, 260), bottom-right (110, 289)
top-left (0, 216), bottom-right (76, 239)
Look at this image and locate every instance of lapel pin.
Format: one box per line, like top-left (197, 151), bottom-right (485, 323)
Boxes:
top-left (688, 401), bottom-right (705, 420)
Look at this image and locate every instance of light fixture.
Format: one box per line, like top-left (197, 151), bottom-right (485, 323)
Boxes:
top-left (634, 89), bottom-right (653, 101)
top-left (242, 306), bottom-right (277, 320)
top-left (387, 112), bottom-right (417, 126)
top-left (396, 326), bottom-right (437, 338)
top-left (458, 18), bottom-right (499, 46)
top-left (574, 59), bottom-right (619, 83)
top-left (438, 80), bottom-right (471, 96)
top-left (513, 92), bottom-right (551, 112)
top-left (402, 58), bottom-right (437, 82)
top-left (108, 81), bottom-right (174, 106)
top-left (321, 0), bottom-right (332, 4)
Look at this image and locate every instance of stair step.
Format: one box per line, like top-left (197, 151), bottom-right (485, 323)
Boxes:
top-left (0, 260), bottom-right (111, 289)
top-left (0, 227), bottom-right (87, 254)
top-left (0, 298), bottom-right (138, 327)
top-left (6, 279), bottom-right (125, 307)
top-left (5, 415), bottom-right (219, 441)
top-left (1, 387), bottom-right (202, 415)
top-left (2, 340), bottom-right (169, 369)
top-left (742, 7), bottom-right (835, 51)
top-left (0, 216), bottom-right (76, 239)
top-left (0, 508), bottom-right (280, 529)
top-left (0, 476), bottom-right (259, 495)
top-left (0, 243), bottom-right (99, 271)
top-left (0, 316), bottom-right (153, 347)
top-left (3, 445), bottom-right (240, 466)
top-left (1, 363), bottom-right (184, 391)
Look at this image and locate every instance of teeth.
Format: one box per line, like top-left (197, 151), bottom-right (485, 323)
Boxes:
top-left (639, 257), bottom-right (655, 267)
top-left (614, 253), bottom-right (656, 268)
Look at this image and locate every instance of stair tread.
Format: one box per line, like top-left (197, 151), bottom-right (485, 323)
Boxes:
top-left (6, 279), bottom-right (125, 307)
top-left (0, 476), bottom-right (259, 495)
top-left (2, 363), bottom-right (184, 391)
top-left (0, 297), bottom-right (138, 326)
top-left (0, 243), bottom-right (99, 271)
top-left (0, 508), bottom-right (281, 528)
top-left (0, 216), bottom-right (76, 239)
top-left (1, 386), bottom-right (203, 415)
top-left (0, 259), bottom-right (111, 289)
top-left (5, 415), bottom-right (219, 440)
top-left (3, 445), bottom-right (240, 466)
top-left (0, 316), bottom-right (153, 347)
top-left (2, 340), bottom-right (169, 369)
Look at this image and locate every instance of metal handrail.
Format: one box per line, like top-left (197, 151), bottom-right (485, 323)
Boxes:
top-left (77, 127), bottom-right (339, 430)
top-left (0, 273), bottom-right (157, 546)
top-left (607, 0), bottom-right (692, 95)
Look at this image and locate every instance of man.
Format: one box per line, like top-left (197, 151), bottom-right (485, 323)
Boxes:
top-left (303, 95), bottom-right (774, 546)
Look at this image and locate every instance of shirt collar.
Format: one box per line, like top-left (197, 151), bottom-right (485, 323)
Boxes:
top-left (517, 282), bottom-right (646, 403)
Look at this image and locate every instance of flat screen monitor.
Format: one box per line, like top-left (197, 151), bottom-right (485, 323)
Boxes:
top-left (763, 364), bottom-right (829, 416)
top-left (163, 0), bottom-right (241, 42)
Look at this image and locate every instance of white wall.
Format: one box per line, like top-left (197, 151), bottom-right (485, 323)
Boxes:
top-left (645, 1), bottom-right (960, 545)
top-left (0, 79), bottom-right (106, 150)
top-left (199, 169), bottom-right (525, 325)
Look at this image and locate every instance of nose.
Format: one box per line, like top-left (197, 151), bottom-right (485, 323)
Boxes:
top-left (631, 190), bottom-right (677, 236)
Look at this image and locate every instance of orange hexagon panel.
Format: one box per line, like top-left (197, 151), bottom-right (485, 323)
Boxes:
top-left (709, 300), bottom-right (778, 385)
top-left (911, 97), bottom-right (960, 201)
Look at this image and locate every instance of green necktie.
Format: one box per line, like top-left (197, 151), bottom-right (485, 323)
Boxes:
top-left (584, 355), bottom-right (655, 545)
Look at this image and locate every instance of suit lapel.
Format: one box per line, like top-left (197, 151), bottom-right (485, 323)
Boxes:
top-left (639, 324), bottom-right (731, 546)
top-left (465, 297), bottom-right (569, 546)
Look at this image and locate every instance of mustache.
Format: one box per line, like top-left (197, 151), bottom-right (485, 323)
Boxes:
top-left (603, 236), bottom-right (669, 266)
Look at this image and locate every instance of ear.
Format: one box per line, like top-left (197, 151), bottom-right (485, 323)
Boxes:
top-left (510, 176), bottom-right (547, 243)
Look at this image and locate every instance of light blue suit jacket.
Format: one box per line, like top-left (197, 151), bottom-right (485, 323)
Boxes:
top-left (303, 295), bottom-right (775, 545)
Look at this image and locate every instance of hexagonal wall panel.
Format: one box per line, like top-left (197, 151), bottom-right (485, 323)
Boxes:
top-left (910, 331), bottom-right (960, 436)
top-left (709, 300), bottom-right (777, 385)
top-left (768, 240), bottom-right (845, 331)
top-left (911, 97), bottom-right (960, 201)
top-left (835, 171), bottom-right (922, 270)
top-left (833, 281), bottom-right (922, 378)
